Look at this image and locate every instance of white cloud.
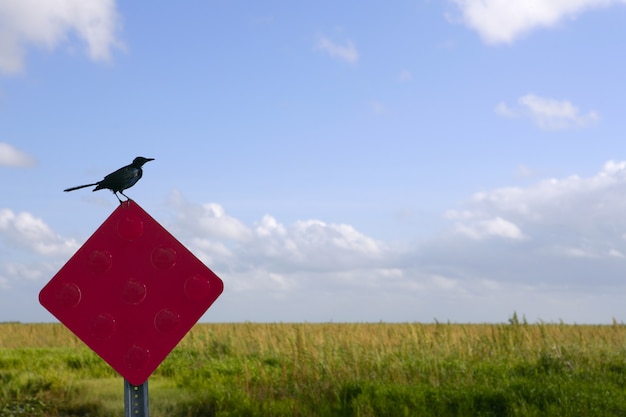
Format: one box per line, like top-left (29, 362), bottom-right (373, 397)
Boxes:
top-left (3, 262), bottom-right (45, 281)
top-left (255, 214), bottom-right (286, 237)
top-left (165, 191), bottom-right (389, 277)
top-left (187, 238), bottom-right (234, 268)
top-left (0, 0), bottom-right (123, 74)
top-left (168, 190), bottom-right (252, 241)
top-left (245, 216), bottom-right (387, 273)
top-left (0, 209), bottom-right (79, 256)
top-left (449, 0), bottom-right (625, 44)
top-left (434, 161), bottom-right (626, 288)
top-left (0, 143), bottom-right (36, 167)
top-left (520, 94), bottom-right (600, 129)
top-left (494, 102), bottom-right (518, 118)
top-left (147, 161), bottom-right (626, 323)
top-left (380, 160), bottom-right (626, 319)
top-left (454, 217), bottom-right (527, 240)
top-left (160, 193), bottom-right (399, 306)
top-left (470, 160), bottom-right (626, 219)
top-left (7, 164), bottom-right (626, 324)
top-left (496, 94), bottom-right (599, 130)
top-left (316, 36), bottom-right (359, 63)
top-left (160, 171), bottom-right (626, 320)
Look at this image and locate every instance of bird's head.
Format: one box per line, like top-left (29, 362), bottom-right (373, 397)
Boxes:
top-left (132, 156), bottom-right (155, 167)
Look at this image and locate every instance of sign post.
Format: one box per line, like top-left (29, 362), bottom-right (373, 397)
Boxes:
top-left (125, 380), bottom-right (149, 417)
top-left (39, 202), bottom-right (224, 414)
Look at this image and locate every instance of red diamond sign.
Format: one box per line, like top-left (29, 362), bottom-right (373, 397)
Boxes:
top-left (39, 202), bottom-right (224, 385)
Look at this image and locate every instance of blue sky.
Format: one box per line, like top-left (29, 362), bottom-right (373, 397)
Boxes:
top-left (2, 0), bottom-right (626, 323)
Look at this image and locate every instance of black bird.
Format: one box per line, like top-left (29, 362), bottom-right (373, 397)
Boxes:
top-left (64, 156), bottom-right (155, 204)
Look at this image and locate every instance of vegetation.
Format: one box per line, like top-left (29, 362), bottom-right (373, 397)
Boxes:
top-left (1, 319), bottom-right (625, 416)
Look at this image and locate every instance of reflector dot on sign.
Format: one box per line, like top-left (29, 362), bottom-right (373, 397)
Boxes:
top-left (124, 345), bottom-right (150, 370)
top-left (55, 282), bottom-right (81, 308)
top-left (87, 250), bottom-right (112, 273)
top-left (151, 247), bottom-right (176, 270)
top-left (154, 309), bottom-right (181, 333)
top-left (117, 215), bottom-right (144, 241)
top-left (184, 275), bottom-right (211, 300)
top-left (89, 313), bottom-right (117, 341)
top-left (122, 279), bottom-right (147, 305)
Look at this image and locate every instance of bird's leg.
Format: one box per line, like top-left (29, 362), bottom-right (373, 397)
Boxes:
top-left (113, 192), bottom-right (124, 205)
top-left (119, 191), bottom-right (133, 206)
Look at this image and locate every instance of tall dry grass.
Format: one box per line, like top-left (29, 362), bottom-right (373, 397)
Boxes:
top-left (1, 321), bottom-right (625, 416)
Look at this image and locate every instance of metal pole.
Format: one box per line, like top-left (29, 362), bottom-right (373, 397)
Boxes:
top-left (124, 379), bottom-right (149, 417)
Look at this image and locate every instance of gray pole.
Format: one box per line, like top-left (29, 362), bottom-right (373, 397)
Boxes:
top-left (124, 379), bottom-right (149, 417)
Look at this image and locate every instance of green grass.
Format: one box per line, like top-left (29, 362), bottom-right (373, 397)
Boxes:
top-left (0, 321), bottom-right (625, 416)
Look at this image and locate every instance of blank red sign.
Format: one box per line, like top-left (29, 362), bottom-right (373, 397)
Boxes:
top-left (39, 202), bottom-right (224, 385)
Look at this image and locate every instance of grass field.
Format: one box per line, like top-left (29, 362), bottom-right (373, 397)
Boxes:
top-left (0, 318), bottom-right (625, 416)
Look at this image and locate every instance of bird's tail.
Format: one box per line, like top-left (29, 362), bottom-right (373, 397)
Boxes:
top-left (64, 183), bottom-right (98, 192)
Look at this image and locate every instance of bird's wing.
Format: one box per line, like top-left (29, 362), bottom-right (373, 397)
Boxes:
top-left (97, 166), bottom-right (142, 192)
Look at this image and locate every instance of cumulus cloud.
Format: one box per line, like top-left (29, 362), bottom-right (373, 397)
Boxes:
top-left (168, 190), bottom-right (252, 242)
top-left (0, 143), bottom-right (36, 167)
top-left (166, 191), bottom-right (389, 276)
top-left (0, 208), bottom-right (77, 298)
top-left (449, 0), bottom-right (625, 44)
top-left (245, 216), bottom-right (386, 272)
top-left (316, 36), bottom-right (359, 63)
top-left (0, 209), bottom-right (78, 256)
top-left (2, 261), bottom-right (47, 282)
top-left (161, 191), bottom-right (397, 302)
top-left (6, 165), bottom-right (626, 323)
top-left (470, 160), bottom-right (626, 219)
top-left (431, 160), bottom-right (626, 290)
top-left (496, 94), bottom-right (599, 130)
top-left (0, 0), bottom-right (123, 74)
top-left (160, 175), bottom-right (626, 322)
top-left (454, 217), bottom-right (527, 240)
top-left (494, 102), bottom-right (518, 118)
